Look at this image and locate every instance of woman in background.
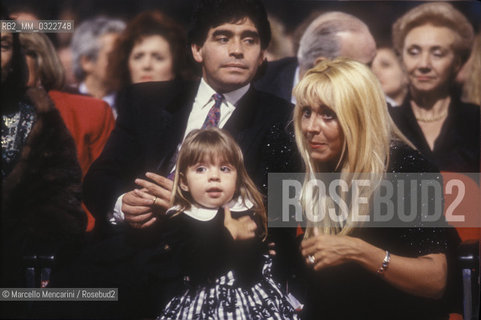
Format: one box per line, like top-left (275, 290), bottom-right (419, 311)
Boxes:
top-left (19, 32), bottom-right (115, 177)
top-left (390, 2), bottom-right (479, 172)
top-left (1, 13), bottom-right (85, 312)
top-left (19, 32), bottom-right (116, 231)
top-left (107, 10), bottom-right (193, 93)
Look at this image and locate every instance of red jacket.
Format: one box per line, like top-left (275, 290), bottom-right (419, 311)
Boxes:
top-left (49, 90), bottom-right (115, 230)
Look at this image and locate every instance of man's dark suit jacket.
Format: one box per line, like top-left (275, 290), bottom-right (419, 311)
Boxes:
top-left (254, 57), bottom-right (298, 102)
top-left (76, 80), bottom-right (302, 318)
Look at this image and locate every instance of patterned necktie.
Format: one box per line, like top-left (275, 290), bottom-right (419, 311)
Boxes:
top-left (201, 93), bottom-right (223, 128)
top-left (166, 93), bottom-right (224, 180)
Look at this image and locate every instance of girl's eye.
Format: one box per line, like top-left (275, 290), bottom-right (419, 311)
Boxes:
top-left (195, 166), bottom-right (207, 173)
top-left (220, 166), bottom-right (231, 173)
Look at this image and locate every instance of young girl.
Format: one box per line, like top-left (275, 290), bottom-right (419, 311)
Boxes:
top-left (158, 128), bottom-right (299, 320)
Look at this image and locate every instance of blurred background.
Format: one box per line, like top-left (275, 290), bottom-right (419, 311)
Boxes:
top-left (3, 0), bottom-right (479, 90)
top-left (3, 0), bottom-right (479, 48)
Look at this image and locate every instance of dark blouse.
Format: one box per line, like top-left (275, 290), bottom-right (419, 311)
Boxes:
top-left (166, 207), bottom-right (267, 288)
top-left (389, 96), bottom-right (480, 172)
top-left (301, 142), bottom-right (460, 320)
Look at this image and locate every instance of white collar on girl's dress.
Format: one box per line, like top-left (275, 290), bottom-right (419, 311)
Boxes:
top-left (166, 197), bottom-right (254, 221)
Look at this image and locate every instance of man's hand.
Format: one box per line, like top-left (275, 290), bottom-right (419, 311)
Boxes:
top-left (122, 172), bottom-right (173, 229)
top-left (122, 189), bottom-right (157, 228)
top-left (224, 207), bottom-right (257, 240)
top-left (134, 172), bottom-right (173, 211)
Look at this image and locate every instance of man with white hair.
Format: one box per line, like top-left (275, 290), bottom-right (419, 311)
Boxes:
top-left (255, 11), bottom-right (377, 103)
top-left (71, 16), bottom-right (125, 116)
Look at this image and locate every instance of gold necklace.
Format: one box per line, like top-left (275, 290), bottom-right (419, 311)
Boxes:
top-left (412, 100), bottom-right (449, 122)
top-left (414, 108), bottom-right (448, 122)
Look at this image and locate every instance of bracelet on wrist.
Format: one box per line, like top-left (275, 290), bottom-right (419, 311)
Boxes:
top-left (377, 250), bottom-right (391, 274)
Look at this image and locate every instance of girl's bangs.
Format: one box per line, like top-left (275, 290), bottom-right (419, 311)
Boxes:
top-left (181, 132), bottom-right (239, 168)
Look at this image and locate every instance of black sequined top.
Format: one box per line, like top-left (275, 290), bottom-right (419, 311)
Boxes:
top-left (301, 141), bottom-right (460, 320)
top-left (1, 100), bottom-right (36, 177)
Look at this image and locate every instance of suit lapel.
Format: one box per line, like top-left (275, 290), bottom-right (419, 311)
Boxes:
top-left (154, 82), bottom-right (198, 174)
top-left (281, 58), bottom-right (298, 98)
top-left (224, 87), bottom-right (262, 155)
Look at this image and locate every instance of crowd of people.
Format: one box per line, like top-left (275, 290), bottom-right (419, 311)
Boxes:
top-left (1, 0), bottom-right (480, 319)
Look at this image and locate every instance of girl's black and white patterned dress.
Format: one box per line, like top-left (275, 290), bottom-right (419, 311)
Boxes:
top-left (157, 198), bottom-right (299, 320)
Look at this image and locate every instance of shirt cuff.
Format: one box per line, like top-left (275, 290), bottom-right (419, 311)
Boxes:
top-left (109, 194), bottom-right (126, 225)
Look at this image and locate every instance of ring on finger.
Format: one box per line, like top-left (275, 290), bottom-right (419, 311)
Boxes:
top-left (152, 196), bottom-right (158, 206)
top-left (308, 255), bottom-right (316, 264)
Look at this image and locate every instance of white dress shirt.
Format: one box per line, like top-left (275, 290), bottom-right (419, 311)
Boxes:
top-left (183, 78), bottom-right (248, 138)
top-left (385, 95), bottom-right (399, 107)
top-left (111, 79), bottom-right (250, 223)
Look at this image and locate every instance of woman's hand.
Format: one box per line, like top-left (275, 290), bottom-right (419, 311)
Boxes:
top-left (300, 228), bottom-right (447, 299)
top-left (224, 207), bottom-right (257, 240)
top-left (300, 228), bottom-right (361, 270)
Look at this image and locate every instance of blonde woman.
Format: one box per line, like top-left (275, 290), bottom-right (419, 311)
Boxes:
top-left (293, 58), bottom-right (459, 319)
